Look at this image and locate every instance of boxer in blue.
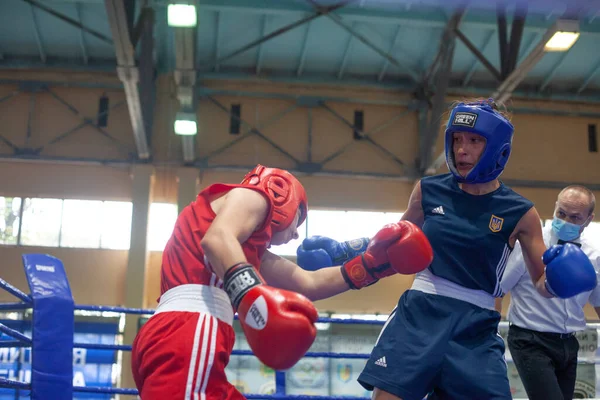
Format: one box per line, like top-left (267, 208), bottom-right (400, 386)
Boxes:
top-left (297, 98), bottom-right (597, 400)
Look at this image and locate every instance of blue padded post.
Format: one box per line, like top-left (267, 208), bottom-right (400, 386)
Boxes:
top-left (22, 254), bottom-right (74, 400)
top-left (275, 370), bottom-right (286, 395)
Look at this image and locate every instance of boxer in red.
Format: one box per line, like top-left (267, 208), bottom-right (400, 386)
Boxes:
top-left (131, 164), bottom-right (434, 399)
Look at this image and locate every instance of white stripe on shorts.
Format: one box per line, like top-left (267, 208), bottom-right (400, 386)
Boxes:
top-left (192, 315), bottom-right (217, 400)
top-left (185, 313), bottom-right (206, 400)
top-left (198, 316), bottom-right (218, 398)
top-left (375, 307), bottom-right (397, 345)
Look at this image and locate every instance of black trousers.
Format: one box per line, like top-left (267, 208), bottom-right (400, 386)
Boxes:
top-left (507, 324), bottom-right (580, 400)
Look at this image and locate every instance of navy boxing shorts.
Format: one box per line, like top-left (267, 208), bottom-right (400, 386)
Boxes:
top-left (358, 290), bottom-right (511, 400)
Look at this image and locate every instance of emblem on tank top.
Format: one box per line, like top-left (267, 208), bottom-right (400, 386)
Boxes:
top-left (489, 215), bottom-right (504, 232)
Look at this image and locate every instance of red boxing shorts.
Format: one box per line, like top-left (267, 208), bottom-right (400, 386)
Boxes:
top-left (132, 285), bottom-right (245, 400)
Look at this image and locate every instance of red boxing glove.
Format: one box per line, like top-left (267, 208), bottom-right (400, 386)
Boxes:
top-left (224, 263), bottom-right (318, 370)
top-left (341, 221), bottom-right (433, 289)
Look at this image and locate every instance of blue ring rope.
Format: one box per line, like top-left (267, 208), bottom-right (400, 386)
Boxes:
top-left (0, 340), bottom-right (28, 348)
top-left (0, 302), bottom-right (31, 311)
top-left (0, 378), bottom-right (30, 390)
top-left (72, 385), bottom-right (368, 399)
top-left (0, 379), bottom-right (379, 399)
top-left (74, 303), bottom-right (387, 326)
top-left (75, 304), bottom-right (155, 315)
top-left (0, 340), bottom-right (373, 360)
top-left (69, 343), bottom-right (371, 359)
top-left (74, 304), bottom-right (388, 326)
top-left (73, 386), bottom-right (139, 395)
top-left (246, 397), bottom-right (369, 400)
top-left (0, 278), bottom-right (32, 304)
top-left (0, 323), bottom-right (32, 345)
top-left (0, 281), bottom-right (384, 398)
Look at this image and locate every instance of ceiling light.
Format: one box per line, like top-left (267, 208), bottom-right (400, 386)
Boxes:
top-left (174, 112), bottom-right (197, 136)
top-left (167, 4), bottom-right (197, 28)
top-left (545, 31), bottom-right (580, 51)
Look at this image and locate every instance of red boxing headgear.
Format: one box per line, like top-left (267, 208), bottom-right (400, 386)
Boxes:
top-left (241, 165), bottom-right (308, 233)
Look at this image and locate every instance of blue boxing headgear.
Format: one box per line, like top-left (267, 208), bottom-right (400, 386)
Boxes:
top-left (445, 100), bottom-right (514, 184)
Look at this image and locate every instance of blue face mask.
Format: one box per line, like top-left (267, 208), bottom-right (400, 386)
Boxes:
top-left (552, 217), bottom-right (582, 241)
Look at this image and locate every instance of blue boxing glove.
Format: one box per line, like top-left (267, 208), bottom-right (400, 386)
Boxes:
top-left (544, 243), bottom-right (598, 299)
top-left (297, 236), bottom-right (369, 271)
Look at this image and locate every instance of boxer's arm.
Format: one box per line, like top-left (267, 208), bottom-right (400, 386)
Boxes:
top-left (589, 262), bottom-right (600, 315)
top-left (514, 207), bottom-right (553, 298)
top-left (201, 188), bottom-right (270, 279)
top-left (494, 247), bottom-right (526, 311)
top-left (260, 250), bottom-right (349, 301)
top-left (262, 220), bottom-right (433, 297)
top-left (494, 298), bottom-right (503, 313)
top-left (401, 181), bottom-right (424, 227)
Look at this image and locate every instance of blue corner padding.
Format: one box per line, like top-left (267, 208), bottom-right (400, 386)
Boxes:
top-left (22, 254), bottom-right (74, 400)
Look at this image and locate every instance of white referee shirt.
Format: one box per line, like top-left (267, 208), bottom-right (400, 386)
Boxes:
top-left (500, 224), bottom-right (600, 334)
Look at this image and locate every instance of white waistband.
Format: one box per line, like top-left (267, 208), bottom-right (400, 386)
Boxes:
top-left (411, 269), bottom-right (495, 310)
top-left (153, 284), bottom-right (234, 325)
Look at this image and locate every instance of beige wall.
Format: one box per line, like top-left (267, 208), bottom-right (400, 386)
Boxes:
top-left (0, 71), bottom-right (599, 317)
top-left (0, 85), bottom-right (135, 161)
top-left (0, 245), bottom-right (127, 306)
top-left (0, 161), bottom-right (133, 201)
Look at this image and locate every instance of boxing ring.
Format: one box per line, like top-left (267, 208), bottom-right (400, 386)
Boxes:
top-left (0, 253), bottom-right (380, 399)
top-left (1, 254), bottom-right (600, 399)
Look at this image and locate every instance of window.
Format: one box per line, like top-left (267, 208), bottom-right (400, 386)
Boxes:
top-left (147, 203), bottom-right (178, 251)
top-left (60, 200), bottom-right (104, 248)
top-left (269, 209), bottom-right (404, 257)
top-left (306, 210), bottom-right (404, 241)
top-left (100, 201), bottom-right (133, 250)
top-left (1, 197), bottom-right (133, 250)
top-left (230, 104), bottom-right (241, 134)
top-left (588, 124), bottom-right (598, 153)
top-left (97, 95), bottom-right (109, 128)
top-left (1, 196), bottom-right (409, 255)
top-left (353, 110), bottom-right (364, 140)
top-left (269, 220), bottom-right (307, 257)
top-left (0, 197), bottom-right (21, 245)
top-left (56, 200), bottom-right (132, 249)
top-left (20, 198), bottom-right (63, 247)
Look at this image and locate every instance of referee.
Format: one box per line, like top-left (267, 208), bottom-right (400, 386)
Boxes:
top-left (497, 185), bottom-right (600, 400)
